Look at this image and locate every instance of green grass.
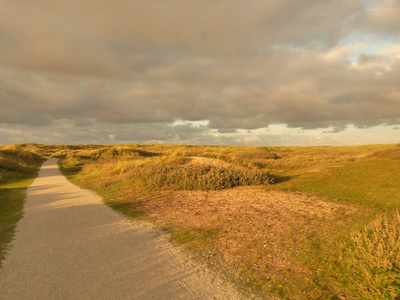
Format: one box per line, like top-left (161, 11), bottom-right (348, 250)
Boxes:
top-left (0, 145), bottom-right (44, 266)
top-left (338, 212), bottom-right (400, 299)
top-left (0, 181), bottom-right (36, 264)
top-left (273, 157), bottom-right (400, 210)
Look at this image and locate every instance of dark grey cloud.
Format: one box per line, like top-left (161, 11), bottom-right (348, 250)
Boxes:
top-left (0, 0), bottom-right (400, 145)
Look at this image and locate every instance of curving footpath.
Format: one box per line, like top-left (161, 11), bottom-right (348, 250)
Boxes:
top-left (0, 158), bottom-right (243, 300)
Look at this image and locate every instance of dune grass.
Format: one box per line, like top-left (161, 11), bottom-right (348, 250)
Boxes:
top-left (339, 212), bottom-right (400, 299)
top-left (33, 142), bottom-right (400, 299)
top-left (0, 145), bottom-right (45, 265)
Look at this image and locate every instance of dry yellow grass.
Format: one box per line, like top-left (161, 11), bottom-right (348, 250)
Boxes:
top-left (25, 142), bottom-right (400, 299)
top-left (339, 212), bottom-right (400, 299)
top-left (135, 186), bottom-right (356, 297)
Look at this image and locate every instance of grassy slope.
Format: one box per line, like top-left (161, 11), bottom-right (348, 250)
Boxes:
top-left (261, 145), bottom-right (400, 299)
top-left (51, 143), bottom-right (400, 299)
top-left (0, 145), bottom-right (45, 266)
top-left (276, 157), bottom-right (400, 209)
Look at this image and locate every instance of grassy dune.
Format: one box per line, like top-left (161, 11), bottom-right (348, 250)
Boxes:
top-left (0, 145), bottom-right (45, 265)
top-left (50, 143), bottom-right (400, 299)
top-left (9, 143), bottom-right (400, 299)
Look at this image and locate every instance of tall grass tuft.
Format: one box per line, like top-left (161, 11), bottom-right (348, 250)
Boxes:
top-left (0, 145), bottom-right (44, 181)
top-left (373, 144), bottom-right (400, 160)
top-left (341, 212), bottom-right (400, 299)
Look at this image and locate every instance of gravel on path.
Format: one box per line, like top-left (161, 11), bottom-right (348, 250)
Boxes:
top-left (0, 158), bottom-right (243, 300)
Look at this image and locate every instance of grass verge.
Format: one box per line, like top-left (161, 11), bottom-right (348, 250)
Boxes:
top-left (0, 145), bottom-right (45, 266)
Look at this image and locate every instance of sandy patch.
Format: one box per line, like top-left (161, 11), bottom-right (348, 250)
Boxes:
top-left (145, 186), bottom-right (353, 228)
top-left (139, 186), bottom-right (355, 288)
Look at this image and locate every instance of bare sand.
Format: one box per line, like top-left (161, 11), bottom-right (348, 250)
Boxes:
top-left (0, 158), bottom-right (244, 300)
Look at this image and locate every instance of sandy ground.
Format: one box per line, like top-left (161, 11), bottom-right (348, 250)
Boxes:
top-left (0, 158), bottom-right (244, 300)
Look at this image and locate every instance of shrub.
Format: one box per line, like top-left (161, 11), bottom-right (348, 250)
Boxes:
top-left (133, 159), bottom-right (275, 191)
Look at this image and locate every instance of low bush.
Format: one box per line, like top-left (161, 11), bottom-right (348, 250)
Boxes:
top-left (131, 158), bottom-right (275, 191)
top-left (0, 159), bottom-right (25, 173)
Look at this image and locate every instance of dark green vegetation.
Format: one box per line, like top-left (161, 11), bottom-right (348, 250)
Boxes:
top-left (1, 142), bottom-right (400, 299)
top-left (0, 145), bottom-right (45, 265)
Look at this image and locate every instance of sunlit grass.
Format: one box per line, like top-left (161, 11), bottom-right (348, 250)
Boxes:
top-left (0, 145), bottom-right (44, 265)
top-left (339, 212), bottom-right (400, 299)
top-left (28, 142), bottom-right (400, 299)
top-left (274, 158), bottom-right (400, 210)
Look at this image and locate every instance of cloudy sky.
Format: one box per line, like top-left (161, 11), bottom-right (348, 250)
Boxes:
top-left (1, 0), bottom-right (399, 146)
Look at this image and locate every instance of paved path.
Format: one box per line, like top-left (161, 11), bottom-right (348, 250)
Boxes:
top-left (0, 158), bottom-right (243, 299)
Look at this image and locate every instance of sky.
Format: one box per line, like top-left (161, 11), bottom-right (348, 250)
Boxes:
top-left (1, 0), bottom-right (399, 146)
